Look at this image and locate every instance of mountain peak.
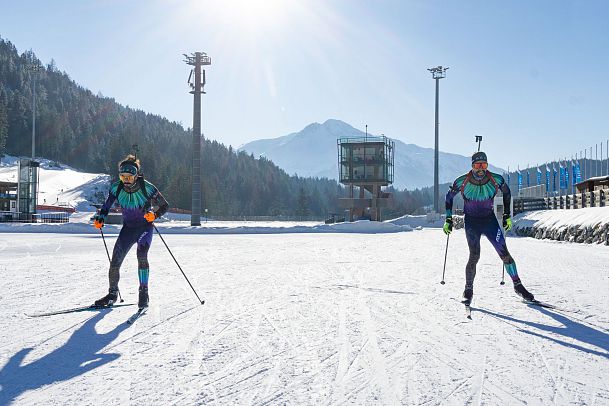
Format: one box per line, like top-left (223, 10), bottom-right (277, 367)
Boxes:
top-left (239, 119), bottom-right (505, 189)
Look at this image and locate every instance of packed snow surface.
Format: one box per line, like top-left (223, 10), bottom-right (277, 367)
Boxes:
top-left (1, 228), bottom-right (608, 405)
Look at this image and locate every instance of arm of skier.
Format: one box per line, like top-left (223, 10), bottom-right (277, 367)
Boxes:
top-left (144, 188), bottom-right (169, 222)
top-left (94, 187), bottom-right (118, 228)
top-left (443, 181), bottom-right (459, 234)
top-left (501, 179), bottom-right (512, 230)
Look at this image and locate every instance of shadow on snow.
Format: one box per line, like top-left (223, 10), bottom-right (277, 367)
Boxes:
top-left (0, 310), bottom-right (129, 405)
top-left (476, 306), bottom-right (609, 359)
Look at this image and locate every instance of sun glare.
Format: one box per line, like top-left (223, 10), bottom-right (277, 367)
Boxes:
top-left (205, 0), bottom-right (295, 35)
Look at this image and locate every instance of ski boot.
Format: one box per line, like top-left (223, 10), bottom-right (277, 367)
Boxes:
top-left (462, 287), bottom-right (473, 306)
top-left (514, 281), bottom-right (534, 302)
top-left (138, 286), bottom-right (149, 309)
top-left (94, 289), bottom-right (118, 308)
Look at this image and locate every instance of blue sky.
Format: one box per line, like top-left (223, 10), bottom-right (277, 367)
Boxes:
top-left (1, 0), bottom-right (609, 170)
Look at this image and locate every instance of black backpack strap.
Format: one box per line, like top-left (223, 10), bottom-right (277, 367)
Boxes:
top-left (116, 181), bottom-right (124, 198)
top-left (138, 176), bottom-right (152, 211)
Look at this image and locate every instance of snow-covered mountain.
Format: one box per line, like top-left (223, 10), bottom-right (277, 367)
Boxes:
top-left (239, 119), bottom-right (505, 190)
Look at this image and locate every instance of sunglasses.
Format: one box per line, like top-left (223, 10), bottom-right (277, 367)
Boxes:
top-left (120, 173), bottom-right (136, 183)
top-left (472, 162), bottom-right (488, 170)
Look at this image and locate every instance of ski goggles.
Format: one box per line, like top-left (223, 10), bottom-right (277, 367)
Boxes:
top-left (119, 172), bottom-right (136, 183)
top-left (119, 163), bottom-right (138, 183)
top-left (472, 162), bottom-right (488, 170)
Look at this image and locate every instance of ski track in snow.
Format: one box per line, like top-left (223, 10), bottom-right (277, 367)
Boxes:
top-left (1, 230), bottom-right (609, 405)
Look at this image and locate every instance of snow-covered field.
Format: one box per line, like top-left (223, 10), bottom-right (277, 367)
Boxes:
top-left (1, 228), bottom-right (608, 405)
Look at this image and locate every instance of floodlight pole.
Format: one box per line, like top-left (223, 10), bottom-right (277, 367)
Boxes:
top-left (29, 64), bottom-right (41, 159)
top-left (428, 66), bottom-right (448, 213)
top-left (184, 51), bottom-right (211, 226)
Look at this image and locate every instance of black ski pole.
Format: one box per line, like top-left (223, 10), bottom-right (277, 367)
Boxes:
top-left (440, 233), bottom-right (450, 284)
top-left (99, 228), bottom-right (124, 302)
top-left (100, 228), bottom-right (111, 262)
top-left (500, 223), bottom-right (506, 285)
top-left (153, 224), bottom-right (205, 305)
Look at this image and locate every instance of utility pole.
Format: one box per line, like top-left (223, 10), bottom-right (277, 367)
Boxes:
top-left (428, 66), bottom-right (448, 213)
top-left (28, 63), bottom-right (42, 159)
top-left (184, 51), bottom-right (211, 226)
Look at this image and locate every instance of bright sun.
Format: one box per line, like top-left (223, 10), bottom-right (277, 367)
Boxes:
top-left (204, 0), bottom-right (295, 35)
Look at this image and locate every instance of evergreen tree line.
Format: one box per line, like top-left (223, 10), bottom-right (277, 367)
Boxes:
top-left (0, 36), bottom-right (433, 217)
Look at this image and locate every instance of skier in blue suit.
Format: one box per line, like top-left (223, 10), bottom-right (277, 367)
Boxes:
top-left (443, 151), bottom-right (534, 304)
top-left (92, 155), bottom-right (169, 309)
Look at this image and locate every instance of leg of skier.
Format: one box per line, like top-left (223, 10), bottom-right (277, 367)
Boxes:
top-left (136, 225), bottom-right (153, 309)
top-left (95, 227), bottom-right (138, 307)
top-left (463, 218), bottom-right (482, 304)
top-left (482, 216), bottom-right (534, 301)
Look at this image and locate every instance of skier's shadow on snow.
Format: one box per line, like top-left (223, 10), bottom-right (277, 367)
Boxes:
top-left (0, 310), bottom-right (128, 405)
top-left (477, 306), bottom-right (609, 359)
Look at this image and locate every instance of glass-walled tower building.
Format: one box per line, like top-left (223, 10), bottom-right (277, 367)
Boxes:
top-left (17, 159), bottom-right (40, 219)
top-left (337, 136), bottom-right (394, 221)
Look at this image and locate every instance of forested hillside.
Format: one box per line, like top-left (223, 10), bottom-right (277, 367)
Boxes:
top-left (0, 37), bottom-right (345, 216)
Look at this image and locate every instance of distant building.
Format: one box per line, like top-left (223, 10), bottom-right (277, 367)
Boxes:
top-left (337, 136), bottom-right (394, 221)
top-left (0, 181), bottom-right (18, 213)
top-left (575, 176), bottom-right (609, 193)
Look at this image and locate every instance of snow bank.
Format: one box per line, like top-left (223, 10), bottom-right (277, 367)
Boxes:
top-left (514, 207), bottom-right (609, 230)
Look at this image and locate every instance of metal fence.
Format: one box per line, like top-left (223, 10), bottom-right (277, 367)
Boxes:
top-left (0, 211), bottom-right (70, 223)
top-left (514, 189), bottom-right (609, 214)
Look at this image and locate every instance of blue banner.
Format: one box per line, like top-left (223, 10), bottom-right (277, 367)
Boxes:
top-left (552, 164), bottom-right (557, 192)
top-left (517, 171), bottom-right (523, 191)
top-left (536, 167), bottom-right (541, 185)
top-left (565, 162), bottom-right (569, 189)
top-left (526, 170), bottom-right (530, 188)
top-left (546, 165), bottom-right (550, 192)
top-left (559, 164), bottom-right (566, 189)
top-left (574, 161), bottom-right (581, 184)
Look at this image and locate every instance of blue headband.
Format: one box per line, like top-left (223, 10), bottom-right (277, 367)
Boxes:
top-left (119, 163), bottom-right (138, 175)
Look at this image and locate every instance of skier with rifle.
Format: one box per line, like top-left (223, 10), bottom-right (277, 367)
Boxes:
top-left (92, 155), bottom-right (169, 310)
top-left (443, 151), bottom-right (534, 305)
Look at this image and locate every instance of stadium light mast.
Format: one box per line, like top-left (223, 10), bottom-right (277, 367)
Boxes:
top-left (428, 65), bottom-right (448, 213)
top-left (28, 63), bottom-right (42, 159)
top-left (184, 51), bottom-right (211, 226)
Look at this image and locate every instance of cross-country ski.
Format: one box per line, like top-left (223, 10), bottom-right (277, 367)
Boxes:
top-left (127, 307), bottom-right (148, 324)
top-left (26, 303), bottom-right (135, 318)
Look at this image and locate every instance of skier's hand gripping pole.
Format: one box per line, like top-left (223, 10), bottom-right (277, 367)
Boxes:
top-left (152, 224), bottom-right (205, 305)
